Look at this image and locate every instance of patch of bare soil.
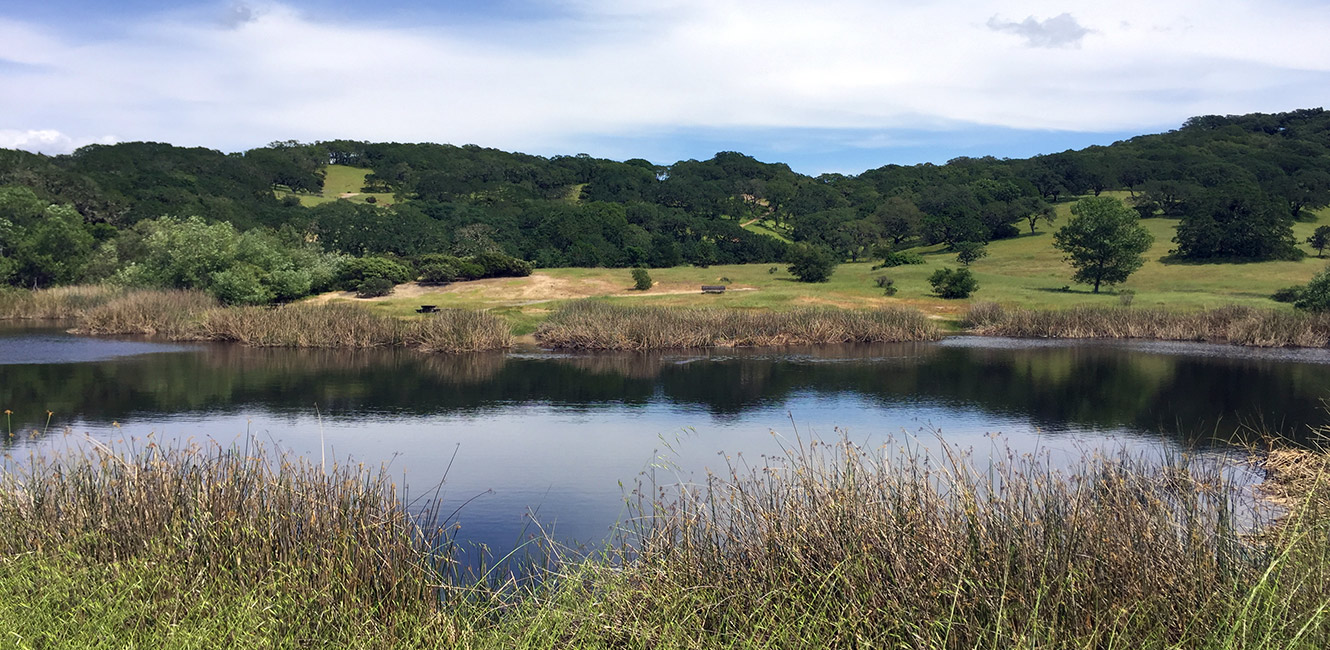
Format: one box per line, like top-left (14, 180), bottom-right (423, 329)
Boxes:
top-left (305, 273), bottom-right (758, 306)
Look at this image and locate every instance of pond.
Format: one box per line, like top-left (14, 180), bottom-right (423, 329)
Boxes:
top-left (3, 323), bottom-right (1330, 556)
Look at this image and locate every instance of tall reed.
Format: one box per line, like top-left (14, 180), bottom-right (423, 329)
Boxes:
top-left (0, 285), bottom-right (121, 320)
top-left (563, 435), bottom-right (1330, 648)
top-left (535, 300), bottom-right (940, 350)
top-left (74, 288), bottom-right (218, 339)
top-left (966, 302), bottom-right (1330, 348)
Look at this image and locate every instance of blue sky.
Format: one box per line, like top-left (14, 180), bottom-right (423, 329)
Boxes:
top-left (2, 0), bottom-right (1327, 174)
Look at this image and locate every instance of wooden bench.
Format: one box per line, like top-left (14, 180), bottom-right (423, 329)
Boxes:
top-left (701, 285), bottom-right (727, 294)
top-left (416, 305), bottom-right (439, 313)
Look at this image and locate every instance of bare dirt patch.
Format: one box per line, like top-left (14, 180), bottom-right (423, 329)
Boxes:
top-left (305, 273), bottom-right (758, 307)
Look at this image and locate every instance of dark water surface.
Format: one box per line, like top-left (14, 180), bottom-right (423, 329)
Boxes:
top-left (3, 323), bottom-right (1330, 554)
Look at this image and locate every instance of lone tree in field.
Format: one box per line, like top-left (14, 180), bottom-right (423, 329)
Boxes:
top-left (1309, 225), bottom-right (1330, 258)
top-left (786, 242), bottom-right (838, 282)
top-left (1053, 197), bottom-right (1154, 293)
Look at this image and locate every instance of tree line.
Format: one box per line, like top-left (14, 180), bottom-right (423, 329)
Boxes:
top-left (2, 108), bottom-right (1328, 302)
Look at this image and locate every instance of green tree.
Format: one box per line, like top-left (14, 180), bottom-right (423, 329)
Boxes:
top-left (786, 242), bottom-right (838, 283)
top-left (1053, 197), bottom-right (1154, 293)
top-left (1308, 225), bottom-right (1330, 258)
top-left (1294, 266), bottom-right (1330, 312)
top-left (928, 267), bottom-right (978, 298)
top-left (954, 241), bottom-right (989, 266)
top-left (631, 267), bottom-right (652, 290)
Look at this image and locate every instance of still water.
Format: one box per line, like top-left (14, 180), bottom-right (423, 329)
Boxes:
top-left (3, 323), bottom-right (1330, 554)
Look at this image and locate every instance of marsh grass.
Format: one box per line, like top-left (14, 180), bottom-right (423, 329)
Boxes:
top-left (0, 285), bottom-right (120, 320)
top-left (0, 436), bottom-right (462, 646)
top-left (552, 435), bottom-right (1329, 648)
top-left (966, 302), bottom-right (1330, 348)
top-left (6, 286), bottom-right (514, 352)
top-left (535, 300), bottom-right (940, 350)
top-left (0, 432), bottom-right (1327, 647)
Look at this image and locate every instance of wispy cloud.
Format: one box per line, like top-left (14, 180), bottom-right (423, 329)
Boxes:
top-left (0, 129), bottom-right (116, 154)
top-left (986, 13), bottom-right (1091, 48)
top-left (0, 1), bottom-right (1327, 162)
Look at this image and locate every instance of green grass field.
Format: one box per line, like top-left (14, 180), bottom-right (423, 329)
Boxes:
top-left (332, 197), bottom-right (1328, 334)
top-left (274, 164), bottom-right (397, 208)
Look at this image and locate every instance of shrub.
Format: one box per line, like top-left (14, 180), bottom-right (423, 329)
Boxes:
top-left (336, 257), bottom-right (412, 291)
top-left (786, 243), bottom-right (838, 283)
top-left (928, 267), bottom-right (978, 299)
top-left (874, 275), bottom-right (898, 296)
top-left (470, 251), bottom-right (533, 278)
top-left (1118, 289), bottom-right (1136, 307)
top-left (1273, 286), bottom-right (1305, 303)
top-left (356, 277), bottom-right (394, 298)
top-left (1294, 267), bottom-right (1330, 312)
top-left (631, 268), bottom-right (653, 291)
top-left (875, 251), bottom-right (925, 268)
top-left (954, 241), bottom-right (988, 266)
top-left (363, 195), bottom-right (377, 204)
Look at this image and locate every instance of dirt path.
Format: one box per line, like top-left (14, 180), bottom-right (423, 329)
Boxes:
top-left (307, 272), bottom-right (756, 306)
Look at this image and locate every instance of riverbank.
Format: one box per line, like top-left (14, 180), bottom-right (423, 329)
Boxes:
top-left (966, 302), bottom-right (1330, 348)
top-left (0, 433), bottom-right (1325, 648)
top-left (2, 287), bottom-right (512, 353)
top-left (6, 285), bottom-right (1330, 351)
top-left (533, 300), bottom-right (941, 349)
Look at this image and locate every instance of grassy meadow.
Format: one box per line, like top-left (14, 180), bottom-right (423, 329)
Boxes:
top-left (274, 164), bottom-right (398, 208)
top-left (334, 196), bottom-right (1330, 337)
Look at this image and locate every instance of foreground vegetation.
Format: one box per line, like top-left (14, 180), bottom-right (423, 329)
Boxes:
top-left (0, 431), bottom-right (1326, 648)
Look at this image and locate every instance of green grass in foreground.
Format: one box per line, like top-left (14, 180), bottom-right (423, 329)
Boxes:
top-left (1, 430), bottom-right (1327, 648)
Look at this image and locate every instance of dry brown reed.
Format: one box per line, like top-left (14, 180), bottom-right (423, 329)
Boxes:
top-left (0, 285), bottom-right (121, 320)
top-left (535, 300), bottom-right (940, 350)
top-left (596, 435), bottom-right (1329, 647)
top-left (74, 289), bottom-right (218, 339)
top-left (0, 437), bottom-right (451, 610)
top-left (45, 288), bottom-right (512, 352)
top-left (965, 302), bottom-right (1330, 348)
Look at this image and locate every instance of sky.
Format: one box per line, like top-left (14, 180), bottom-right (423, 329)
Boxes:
top-left (1, 0), bottom-right (1327, 174)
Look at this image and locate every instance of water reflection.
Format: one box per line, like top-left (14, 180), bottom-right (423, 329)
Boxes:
top-left (2, 327), bottom-right (1329, 555)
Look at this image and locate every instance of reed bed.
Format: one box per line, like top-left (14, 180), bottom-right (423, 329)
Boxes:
top-left (0, 432), bottom-right (1327, 647)
top-left (48, 288), bottom-right (512, 352)
top-left (564, 436), bottom-right (1330, 648)
top-left (0, 437), bottom-right (459, 645)
top-left (0, 284), bottom-right (121, 320)
top-left (966, 302), bottom-right (1330, 348)
top-left (74, 288), bottom-right (219, 339)
top-left (535, 300), bottom-right (940, 350)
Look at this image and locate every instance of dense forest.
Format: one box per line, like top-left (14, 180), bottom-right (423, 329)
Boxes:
top-left (1, 108), bottom-right (1328, 303)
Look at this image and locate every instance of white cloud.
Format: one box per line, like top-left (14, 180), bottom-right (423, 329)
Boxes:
top-left (0, 129), bottom-right (117, 154)
top-left (0, 1), bottom-right (1327, 158)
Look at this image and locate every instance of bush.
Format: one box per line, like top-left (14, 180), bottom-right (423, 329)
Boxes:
top-left (786, 243), bottom-right (838, 283)
top-left (355, 277), bottom-right (394, 298)
top-left (875, 251), bottom-right (925, 268)
top-left (419, 262), bottom-right (460, 284)
top-left (874, 275), bottom-right (898, 296)
top-left (336, 257), bottom-right (412, 291)
top-left (1294, 267), bottom-right (1330, 312)
top-left (470, 251), bottom-right (533, 278)
top-left (954, 241), bottom-right (988, 266)
top-left (631, 268), bottom-right (652, 291)
top-left (1272, 286), bottom-right (1305, 303)
top-left (1117, 289), bottom-right (1136, 307)
top-left (928, 267), bottom-right (978, 299)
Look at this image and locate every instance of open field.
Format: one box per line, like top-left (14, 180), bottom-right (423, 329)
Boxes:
top-left (274, 164), bottom-right (397, 207)
top-left (323, 199), bottom-right (1330, 334)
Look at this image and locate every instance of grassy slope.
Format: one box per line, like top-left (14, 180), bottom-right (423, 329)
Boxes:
top-left (332, 196), bottom-right (1328, 333)
top-left (274, 164), bottom-right (397, 207)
